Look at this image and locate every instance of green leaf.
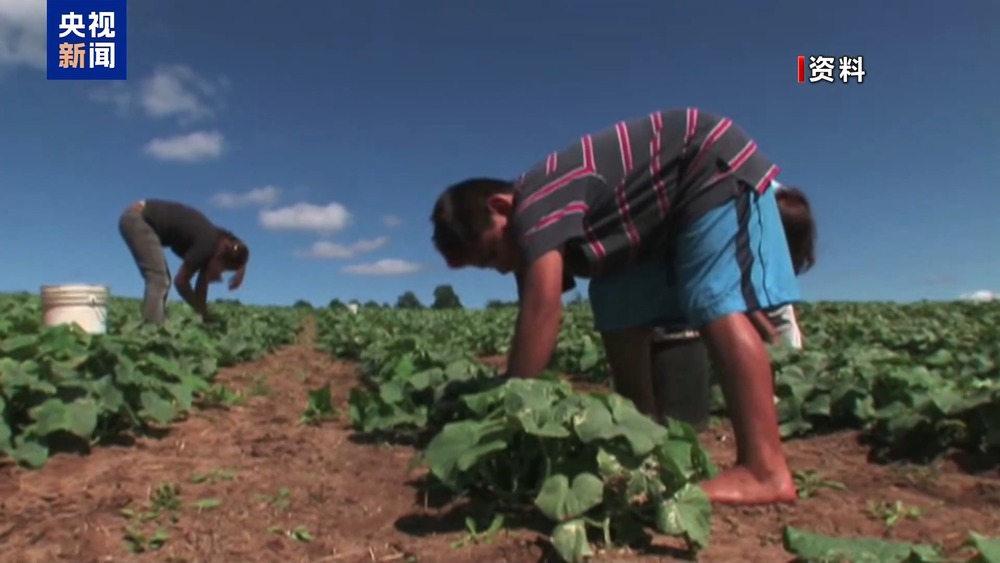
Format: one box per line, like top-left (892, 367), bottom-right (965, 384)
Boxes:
top-left (968, 532), bottom-right (1000, 563)
top-left (605, 394), bottom-right (667, 455)
top-left (140, 391), bottom-right (176, 424)
top-left (11, 438), bottom-right (49, 468)
top-left (550, 519), bottom-right (593, 563)
top-left (0, 333), bottom-right (38, 356)
top-left (192, 498), bottom-right (222, 512)
top-left (572, 396), bottom-right (616, 443)
top-left (379, 381), bottom-right (405, 404)
top-left (393, 355), bottom-right (416, 378)
top-left (534, 472), bottom-right (604, 522)
top-left (0, 403), bottom-right (11, 449)
top-left (423, 419), bottom-right (507, 488)
top-left (147, 354), bottom-right (185, 379)
top-left (0, 359), bottom-right (55, 393)
top-left (782, 526), bottom-right (942, 563)
top-left (654, 484), bottom-right (712, 549)
top-left (306, 383), bottom-right (335, 415)
top-left (29, 397), bottom-right (99, 438)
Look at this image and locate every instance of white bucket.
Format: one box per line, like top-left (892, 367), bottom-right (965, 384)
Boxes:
top-left (40, 284), bottom-right (110, 334)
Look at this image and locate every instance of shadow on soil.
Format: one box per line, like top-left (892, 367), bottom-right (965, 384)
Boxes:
top-left (347, 431), bottom-right (429, 449)
top-left (945, 450), bottom-right (1000, 474)
top-left (857, 431), bottom-right (1000, 474)
top-left (37, 425), bottom-right (175, 459)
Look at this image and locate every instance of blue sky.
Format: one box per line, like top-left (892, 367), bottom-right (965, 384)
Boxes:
top-left (0, 0), bottom-right (997, 308)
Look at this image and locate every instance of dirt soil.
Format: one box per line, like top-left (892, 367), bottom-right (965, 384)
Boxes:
top-left (2, 341), bottom-right (999, 563)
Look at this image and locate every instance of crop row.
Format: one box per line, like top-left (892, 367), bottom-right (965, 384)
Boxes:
top-left (316, 310), bottom-right (715, 561)
top-left (315, 301), bottom-right (1000, 561)
top-left (318, 302), bottom-right (1000, 461)
top-left (0, 294), bottom-right (305, 467)
top-left (3, 294), bottom-right (999, 560)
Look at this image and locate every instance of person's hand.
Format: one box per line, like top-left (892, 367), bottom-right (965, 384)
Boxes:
top-left (228, 266), bottom-right (246, 291)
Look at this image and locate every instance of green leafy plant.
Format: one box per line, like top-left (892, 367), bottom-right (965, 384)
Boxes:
top-left (313, 300), bottom-right (1000, 561)
top-left (0, 295), bottom-right (305, 468)
top-left (299, 383), bottom-right (337, 425)
top-left (793, 470), bottom-right (847, 499)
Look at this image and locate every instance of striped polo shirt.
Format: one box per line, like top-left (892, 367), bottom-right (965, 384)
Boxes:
top-left (511, 108), bottom-right (780, 278)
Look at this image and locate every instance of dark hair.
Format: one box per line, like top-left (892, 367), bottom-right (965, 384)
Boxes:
top-left (431, 177), bottom-right (514, 266)
top-left (218, 229), bottom-right (250, 269)
top-left (775, 187), bottom-right (816, 275)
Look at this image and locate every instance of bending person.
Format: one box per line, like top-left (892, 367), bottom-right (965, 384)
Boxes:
top-left (431, 107), bottom-right (801, 505)
top-left (119, 199), bottom-right (249, 324)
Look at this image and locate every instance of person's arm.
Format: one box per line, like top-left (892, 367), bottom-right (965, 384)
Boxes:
top-left (514, 270), bottom-right (576, 299)
top-left (175, 236), bottom-right (216, 319)
top-left (194, 272), bottom-right (210, 318)
top-left (748, 310), bottom-right (780, 344)
top-left (174, 262), bottom-right (208, 317)
top-left (506, 249), bottom-right (566, 378)
top-left (505, 143), bottom-right (604, 377)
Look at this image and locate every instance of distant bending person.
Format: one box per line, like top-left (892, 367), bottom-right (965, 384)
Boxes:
top-left (118, 199), bottom-right (249, 324)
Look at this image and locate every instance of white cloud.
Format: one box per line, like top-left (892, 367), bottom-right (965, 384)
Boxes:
top-left (143, 130), bottom-right (225, 163)
top-left (91, 64), bottom-right (225, 122)
top-left (259, 202), bottom-right (351, 233)
top-left (960, 290), bottom-right (996, 302)
top-left (212, 186), bottom-right (281, 208)
top-left (382, 215), bottom-right (402, 228)
top-left (342, 259), bottom-right (422, 276)
top-left (141, 64), bottom-right (221, 121)
top-left (0, 0), bottom-right (46, 70)
top-left (296, 237), bottom-right (389, 259)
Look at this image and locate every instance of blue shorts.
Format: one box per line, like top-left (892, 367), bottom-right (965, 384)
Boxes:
top-left (588, 181), bottom-right (800, 332)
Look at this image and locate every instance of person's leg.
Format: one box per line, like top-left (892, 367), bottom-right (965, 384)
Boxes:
top-left (119, 205), bottom-right (170, 324)
top-left (674, 180), bottom-right (800, 505)
top-left (162, 261), bottom-right (172, 320)
top-left (588, 261), bottom-right (674, 418)
top-left (600, 328), bottom-right (656, 416)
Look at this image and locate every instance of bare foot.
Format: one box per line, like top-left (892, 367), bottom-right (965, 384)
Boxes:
top-left (700, 466), bottom-right (798, 505)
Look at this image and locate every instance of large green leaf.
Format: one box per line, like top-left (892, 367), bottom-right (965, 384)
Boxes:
top-left (534, 473), bottom-right (604, 522)
top-left (654, 484), bottom-right (712, 549)
top-left (28, 397), bottom-right (99, 438)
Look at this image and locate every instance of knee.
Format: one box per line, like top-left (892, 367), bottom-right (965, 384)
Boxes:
top-left (146, 274), bottom-right (171, 293)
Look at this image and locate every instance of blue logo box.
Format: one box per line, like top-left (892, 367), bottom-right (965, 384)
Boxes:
top-left (47, 0), bottom-right (127, 80)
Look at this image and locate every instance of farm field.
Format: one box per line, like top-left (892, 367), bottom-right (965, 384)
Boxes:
top-left (1, 295), bottom-right (999, 562)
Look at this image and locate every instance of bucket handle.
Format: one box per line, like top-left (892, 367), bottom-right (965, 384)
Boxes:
top-left (89, 295), bottom-right (108, 326)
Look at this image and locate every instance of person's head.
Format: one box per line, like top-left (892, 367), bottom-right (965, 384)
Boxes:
top-left (205, 230), bottom-right (249, 283)
top-left (775, 186), bottom-right (817, 275)
top-left (431, 178), bottom-right (520, 274)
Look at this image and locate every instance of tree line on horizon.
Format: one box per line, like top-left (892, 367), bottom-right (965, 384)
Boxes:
top-left (214, 284), bottom-right (588, 311)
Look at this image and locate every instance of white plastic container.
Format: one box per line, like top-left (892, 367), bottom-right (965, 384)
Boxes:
top-left (347, 302), bottom-right (360, 314)
top-left (767, 304), bottom-right (804, 350)
top-left (40, 284), bottom-right (110, 334)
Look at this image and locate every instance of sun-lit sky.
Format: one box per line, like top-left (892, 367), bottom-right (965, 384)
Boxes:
top-left (0, 0), bottom-right (997, 307)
